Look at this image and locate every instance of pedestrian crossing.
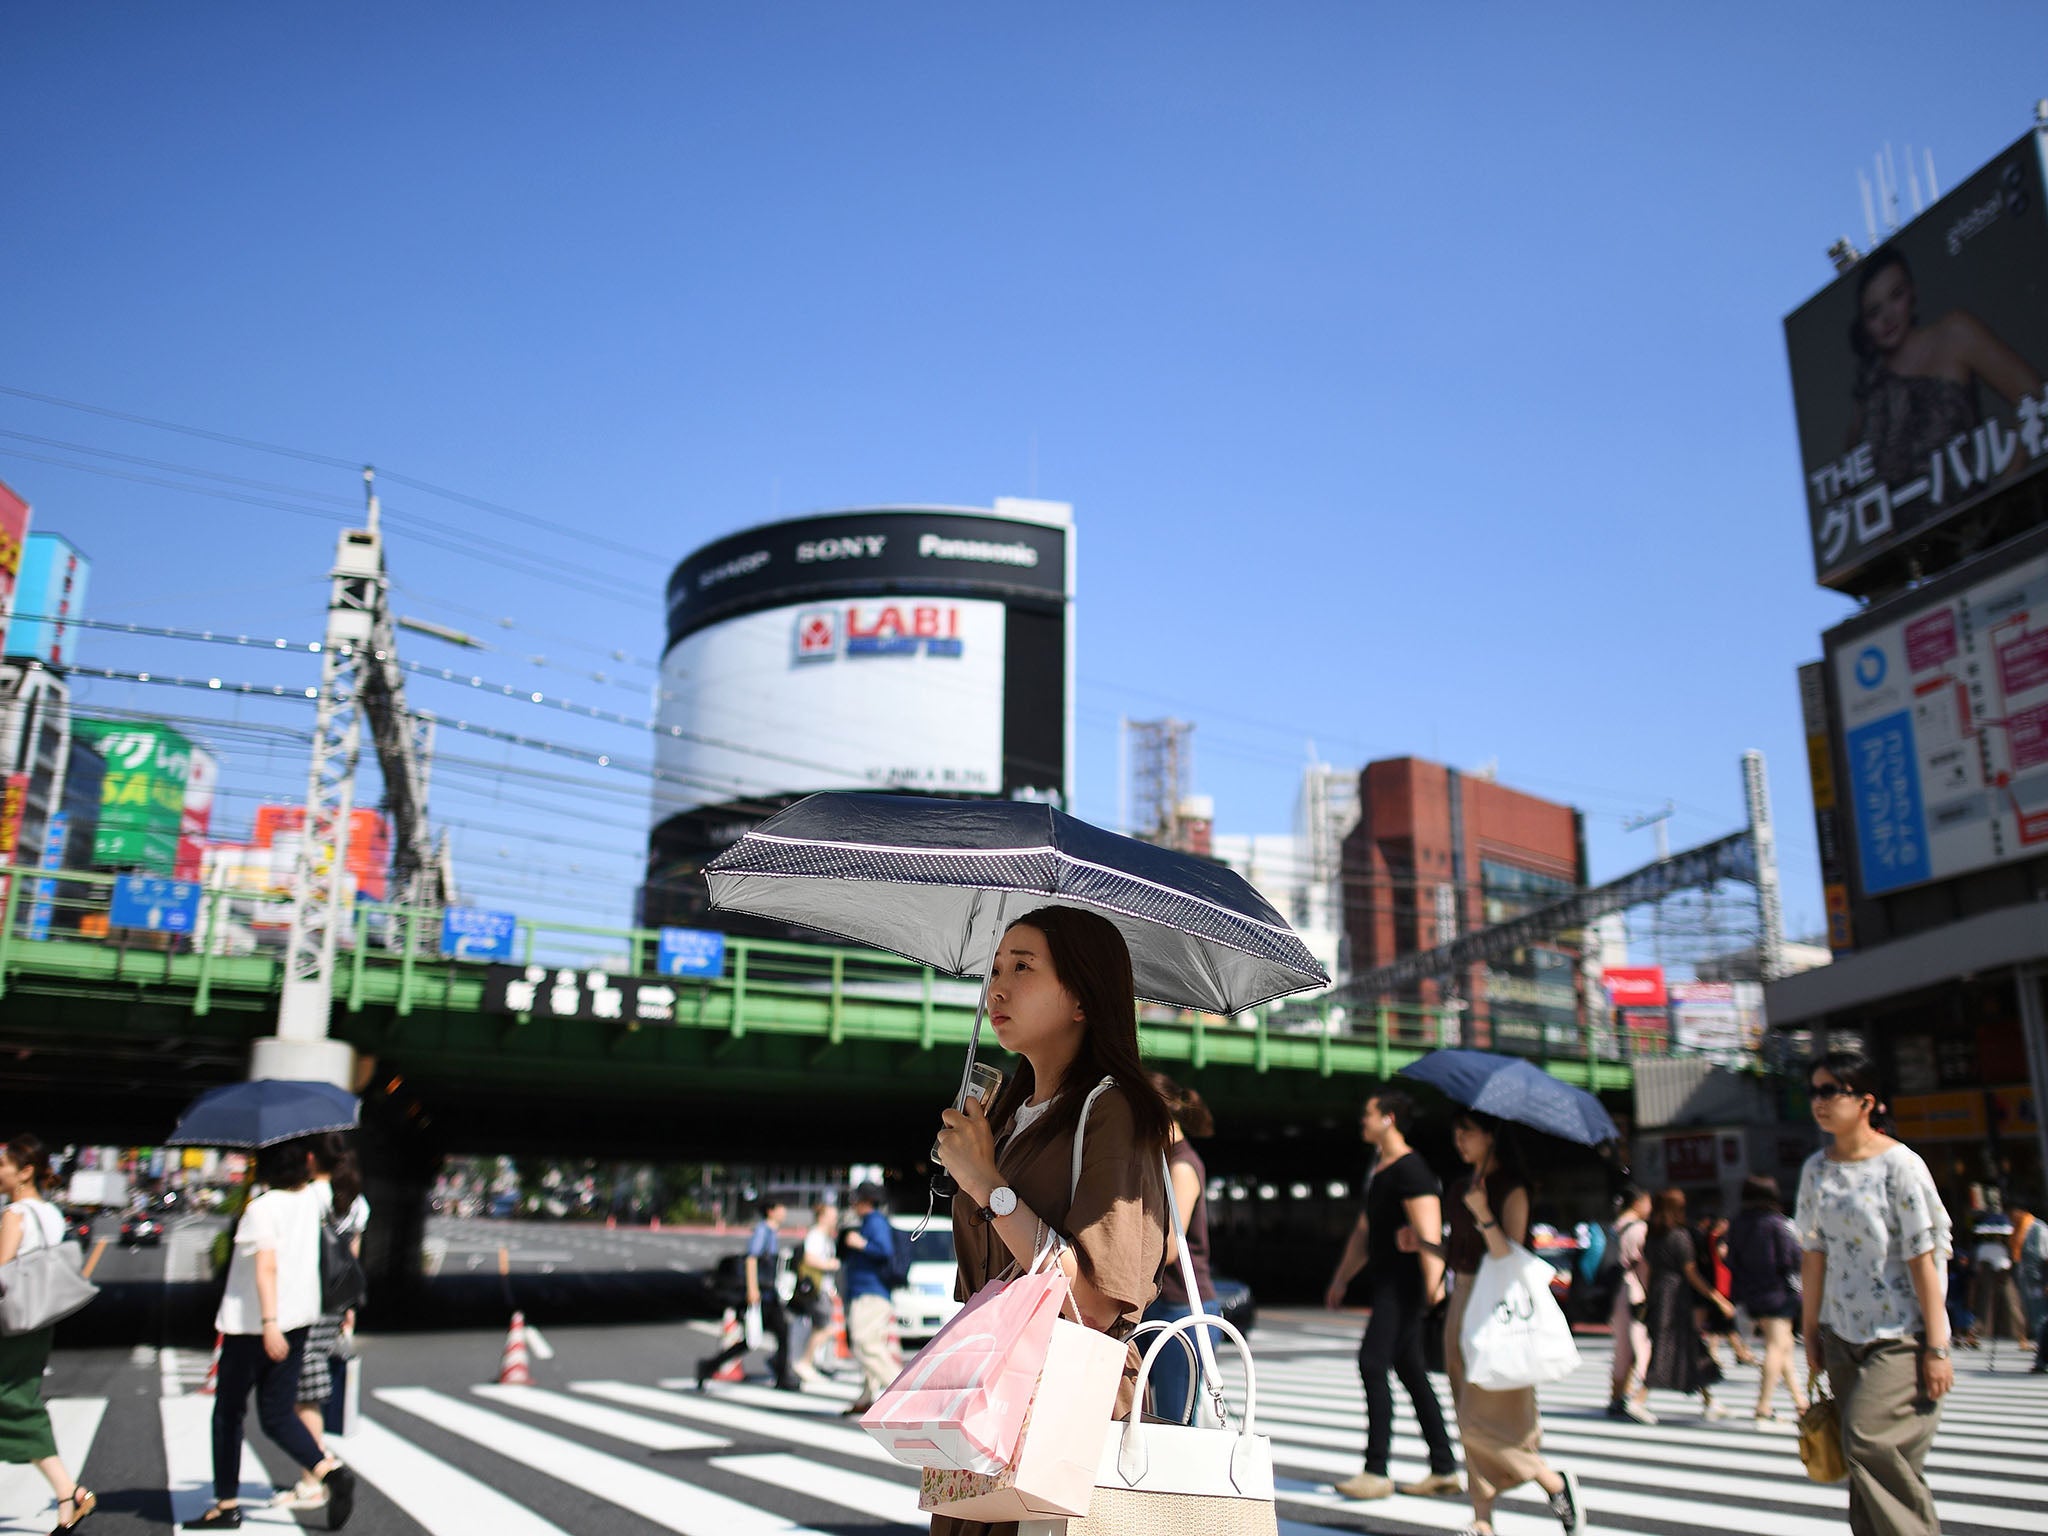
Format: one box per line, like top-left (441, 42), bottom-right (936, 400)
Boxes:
top-left (17, 1322), bottom-right (2048, 1534)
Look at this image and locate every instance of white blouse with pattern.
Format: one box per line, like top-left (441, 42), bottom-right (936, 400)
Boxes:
top-left (1794, 1143), bottom-right (1951, 1345)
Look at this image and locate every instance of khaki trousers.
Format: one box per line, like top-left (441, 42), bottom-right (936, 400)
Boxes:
top-left (1444, 1281), bottom-right (1550, 1517)
top-left (848, 1293), bottom-right (897, 1405)
top-left (1823, 1331), bottom-right (1942, 1536)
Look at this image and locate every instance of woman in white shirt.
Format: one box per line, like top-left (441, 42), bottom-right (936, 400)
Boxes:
top-left (1796, 1050), bottom-right (1952, 1536)
top-left (184, 1140), bottom-right (357, 1531)
top-left (0, 1134), bottom-right (96, 1531)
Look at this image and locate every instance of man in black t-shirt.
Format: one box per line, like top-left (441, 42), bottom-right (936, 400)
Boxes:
top-left (1324, 1090), bottom-right (1461, 1501)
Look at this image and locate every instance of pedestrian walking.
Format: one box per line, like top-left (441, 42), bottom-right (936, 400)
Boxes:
top-left (271, 1134), bottom-right (368, 1511)
top-left (1797, 1048), bottom-right (1953, 1536)
top-left (695, 1198), bottom-right (798, 1393)
top-left (2016, 1204), bottom-right (2048, 1354)
top-left (1725, 1174), bottom-right (1809, 1426)
top-left (1698, 1211), bottom-right (1757, 1369)
top-left (1140, 1071), bottom-right (1218, 1426)
top-left (928, 904), bottom-right (1172, 1536)
top-left (1642, 1188), bottom-right (1729, 1420)
top-left (792, 1200), bottom-right (841, 1383)
top-left (1605, 1185), bottom-right (1656, 1423)
top-left (0, 1134), bottom-right (97, 1533)
top-left (836, 1185), bottom-right (900, 1415)
top-left (1439, 1111), bottom-right (1582, 1536)
top-left (185, 1139), bottom-right (356, 1530)
top-left (1968, 1213), bottom-right (2027, 1346)
top-left (1326, 1089), bottom-right (1462, 1502)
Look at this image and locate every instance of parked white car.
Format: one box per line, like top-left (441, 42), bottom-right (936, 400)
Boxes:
top-left (889, 1214), bottom-right (961, 1342)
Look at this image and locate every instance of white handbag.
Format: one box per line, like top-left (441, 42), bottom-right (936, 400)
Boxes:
top-left (1068, 1311), bottom-right (1278, 1535)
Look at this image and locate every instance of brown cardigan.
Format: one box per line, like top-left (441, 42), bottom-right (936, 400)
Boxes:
top-left (934, 1082), bottom-right (1168, 1536)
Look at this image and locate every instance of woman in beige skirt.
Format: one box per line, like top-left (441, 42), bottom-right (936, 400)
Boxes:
top-left (1440, 1111), bottom-right (1581, 1536)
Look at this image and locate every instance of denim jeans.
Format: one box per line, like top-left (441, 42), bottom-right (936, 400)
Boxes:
top-left (1141, 1298), bottom-right (1224, 1426)
top-left (212, 1329), bottom-right (323, 1500)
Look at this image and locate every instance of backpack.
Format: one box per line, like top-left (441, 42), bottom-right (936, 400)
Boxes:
top-left (320, 1221), bottom-right (368, 1314)
top-left (881, 1223), bottom-right (915, 1290)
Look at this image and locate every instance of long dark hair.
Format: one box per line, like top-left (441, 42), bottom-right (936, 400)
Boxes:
top-left (312, 1132), bottom-right (363, 1212)
top-left (1148, 1072), bottom-right (1214, 1138)
top-left (1850, 245), bottom-right (1916, 365)
top-left (983, 906), bottom-right (1172, 1153)
top-left (1810, 1047), bottom-right (1894, 1134)
top-left (2, 1134), bottom-right (51, 1192)
top-left (1649, 1187), bottom-right (1688, 1240)
top-left (1452, 1108), bottom-right (1528, 1192)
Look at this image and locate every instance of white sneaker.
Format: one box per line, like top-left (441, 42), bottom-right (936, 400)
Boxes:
top-left (1702, 1402), bottom-right (1732, 1422)
top-left (793, 1360), bottom-right (823, 1383)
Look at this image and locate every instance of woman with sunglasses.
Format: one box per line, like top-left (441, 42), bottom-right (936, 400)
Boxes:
top-left (1795, 1049), bottom-right (1953, 1536)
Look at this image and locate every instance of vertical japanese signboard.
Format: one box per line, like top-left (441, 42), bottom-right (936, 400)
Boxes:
top-left (1785, 129), bottom-right (2048, 591)
top-left (1797, 661), bottom-right (1856, 951)
top-left (0, 479), bottom-right (28, 658)
top-left (1829, 530), bottom-right (2048, 896)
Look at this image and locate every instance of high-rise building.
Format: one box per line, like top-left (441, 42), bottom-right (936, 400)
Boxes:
top-left (1341, 757), bottom-right (1585, 1054)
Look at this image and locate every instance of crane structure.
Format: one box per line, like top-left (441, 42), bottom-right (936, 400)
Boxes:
top-left (264, 471), bottom-right (451, 1082)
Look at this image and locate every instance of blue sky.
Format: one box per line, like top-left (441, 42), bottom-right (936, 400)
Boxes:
top-left (7, 3), bottom-right (2047, 945)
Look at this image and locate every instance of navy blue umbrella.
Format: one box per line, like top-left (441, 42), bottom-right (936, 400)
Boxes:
top-left (1397, 1050), bottom-right (1620, 1146)
top-left (166, 1079), bottom-right (359, 1150)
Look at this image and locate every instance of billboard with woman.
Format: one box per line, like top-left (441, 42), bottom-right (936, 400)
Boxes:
top-left (1785, 128), bottom-right (2048, 592)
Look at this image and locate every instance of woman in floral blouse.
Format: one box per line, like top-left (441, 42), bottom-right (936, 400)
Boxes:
top-left (1795, 1050), bottom-right (1953, 1536)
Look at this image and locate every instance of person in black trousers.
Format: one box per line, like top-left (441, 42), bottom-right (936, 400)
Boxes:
top-left (185, 1139), bottom-right (355, 1530)
top-left (1325, 1090), bottom-right (1461, 1502)
top-left (696, 1198), bottom-right (799, 1391)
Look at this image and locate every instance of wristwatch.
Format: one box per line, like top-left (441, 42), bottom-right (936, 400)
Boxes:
top-left (985, 1186), bottom-right (1018, 1219)
top-left (1923, 1343), bottom-right (1951, 1359)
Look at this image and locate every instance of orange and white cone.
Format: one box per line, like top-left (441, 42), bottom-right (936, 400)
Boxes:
top-left (197, 1333), bottom-right (223, 1396)
top-left (713, 1310), bottom-right (746, 1382)
top-left (829, 1293), bottom-right (851, 1361)
top-left (497, 1311), bottom-right (533, 1386)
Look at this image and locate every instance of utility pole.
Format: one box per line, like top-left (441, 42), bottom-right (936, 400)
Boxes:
top-left (1743, 750), bottom-right (1787, 983)
top-left (260, 469), bottom-right (450, 1086)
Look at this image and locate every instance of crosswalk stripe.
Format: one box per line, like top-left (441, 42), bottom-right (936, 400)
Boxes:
top-left (0, 1400), bottom-right (104, 1533)
top-left (711, 1453), bottom-right (924, 1526)
top-left (471, 1384), bottom-right (730, 1450)
top-left (331, 1416), bottom-right (573, 1536)
top-left (158, 1395), bottom-right (300, 1527)
top-left (375, 1386), bottom-right (838, 1536)
top-left (575, 1381), bottom-right (903, 1465)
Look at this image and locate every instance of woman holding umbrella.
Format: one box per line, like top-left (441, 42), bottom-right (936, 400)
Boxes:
top-left (183, 1139), bottom-right (356, 1531)
top-left (931, 905), bottom-right (1172, 1536)
top-left (1440, 1112), bottom-right (1582, 1536)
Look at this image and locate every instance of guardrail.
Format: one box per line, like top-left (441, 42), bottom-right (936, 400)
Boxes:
top-left (0, 862), bottom-right (1644, 1087)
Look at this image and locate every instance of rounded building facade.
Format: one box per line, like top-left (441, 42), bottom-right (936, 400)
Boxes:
top-left (642, 499), bottom-right (1073, 931)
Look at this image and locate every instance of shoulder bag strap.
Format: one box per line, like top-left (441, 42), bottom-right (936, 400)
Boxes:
top-left (1068, 1075), bottom-right (1118, 1200)
top-left (1160, 1150), bottom-right (1231, 1428)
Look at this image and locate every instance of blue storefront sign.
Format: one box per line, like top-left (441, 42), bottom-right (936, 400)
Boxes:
top-left (441, 905), bottom-right (518, 962)
top-left (25, 810), bottom-right (68, 940)
top-left (110, 874), bottom-right (202, 934)
top-left (1847, 711), bottom-right (1930, 894)
top-left (657, 926), bottom-right (727, 978)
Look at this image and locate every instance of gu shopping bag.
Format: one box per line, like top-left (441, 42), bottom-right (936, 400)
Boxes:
top-left (1459, 1243), bottom-right (1580, 1391)
top-left (918, 1314), bottom-right (1130, 1521)
top-left (862, 1266), bottom-right (1068, 1472)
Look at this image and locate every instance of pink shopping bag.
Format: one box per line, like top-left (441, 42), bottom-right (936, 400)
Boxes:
top-left (862, 1267), bottom-right (1068, 1473)
top-left (918, 1315), bottom-right (1130, 1522)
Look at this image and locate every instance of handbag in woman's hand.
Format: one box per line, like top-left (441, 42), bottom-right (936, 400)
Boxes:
top-left (1798, 1375), bottom-right (1847, 1484)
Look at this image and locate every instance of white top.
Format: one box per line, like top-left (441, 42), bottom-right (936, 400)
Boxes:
top-left (1010, 1097), bottom-right (1056, 1137)
top-left (4, 1196), bottom-right (62, 1254)
top-left (1974, 1238), bottom-right (2013, 1271)
top-left (217, 1185), bottom-right (324, 1335)
top-left (802, 1226), bottom-right (837, 1281)
top-left (1795, 1144), bottom-right (1952, 1344)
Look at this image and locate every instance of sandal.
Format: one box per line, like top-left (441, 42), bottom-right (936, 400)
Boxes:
top-left (52, 1485), bottom-right (97, 1532)
top-left (181, 1504), bottom-right (242, 1530)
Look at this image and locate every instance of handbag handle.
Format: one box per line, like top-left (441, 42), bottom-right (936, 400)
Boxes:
top-left (1159, 1151), bottom-right (1229, 1429)
top-left (1119, 1312), bottom-right (1262, 1490)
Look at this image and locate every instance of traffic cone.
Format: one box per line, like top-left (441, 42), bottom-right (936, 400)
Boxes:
top-left (713, 1310), bottom-right (746, 1382)
top-left (197, 1333), bottom-right (222, 1396)
top-left (829, 1292), bottom-right (851, 1361)
top-left (497, 1311), bottom-right (533, 1386)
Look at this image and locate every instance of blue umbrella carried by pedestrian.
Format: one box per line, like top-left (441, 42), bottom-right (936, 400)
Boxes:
top-left (166, 1079), bottom-right (359, 1149)
top-left (1397, 1049), bottom-right (1620, 1147)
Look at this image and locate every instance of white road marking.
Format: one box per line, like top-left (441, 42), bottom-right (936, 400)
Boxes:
top-left (328, 1417), bottom-right (571, 1536)
top-left (470, 1385), bottom-right (727, 1450)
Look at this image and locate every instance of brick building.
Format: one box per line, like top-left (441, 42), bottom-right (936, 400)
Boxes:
top-left (1341, 757), bottom-right (1587, 1053)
